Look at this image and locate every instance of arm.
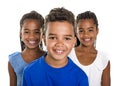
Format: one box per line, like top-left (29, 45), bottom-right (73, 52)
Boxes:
top-left (101, 61), bottom-right (111, 86)
top-left (8, 62), bottom-right (17, 86)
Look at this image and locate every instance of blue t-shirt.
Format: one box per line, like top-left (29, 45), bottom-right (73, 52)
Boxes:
top-left (9, 52), bottom-right (28, 86)
top-left (22, 54), bottom-right (88, 86)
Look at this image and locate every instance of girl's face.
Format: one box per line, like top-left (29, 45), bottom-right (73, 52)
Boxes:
top-left (21, 19), bottom-right (42, 49)
top-left (44, 21), bottom-right (76, 62)
top-left (77, 19), bottom-right (98, 47)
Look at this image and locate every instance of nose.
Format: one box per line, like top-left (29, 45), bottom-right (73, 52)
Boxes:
top-left (55, 39), bottom-right (64, 47)
top-left (29, 33), bottom-right (35, 39)
top-left (84, 31), bottom-right (89, 37)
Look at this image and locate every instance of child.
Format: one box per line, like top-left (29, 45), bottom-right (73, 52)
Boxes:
top-left (69, 11), bottom-right (111, 86)
top-left (8, 11), bottom-right (45, 86)
top-left (22, 7), bottom-right (88, 86)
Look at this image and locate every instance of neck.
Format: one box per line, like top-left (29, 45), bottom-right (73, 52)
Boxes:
top-left (75, 44), bottom-right (96, 53)
top-left (23, 47), bottom-right (44, 54)
top-left (21, 47), bottom-right (45, 63)
top-left (45, 55), bottom-right (68, 68)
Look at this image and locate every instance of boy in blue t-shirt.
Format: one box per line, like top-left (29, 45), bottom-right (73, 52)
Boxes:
top-left (22, 7), bottom-right (88, 86)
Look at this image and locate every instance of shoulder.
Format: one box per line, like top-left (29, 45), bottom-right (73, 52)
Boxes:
top-left (8, 52), bottom-right (25, 72)
top-left (96, 51), bottom-right (110, 70)
top-left (97, 51), bottom-right (109, 62)
top-left (8, 52), bottom-right (21, 61)
top-left (69, 58), bottom-right (87, 77)
top-left (72, 63), bottom-right (88, 83)
top-left (24, 56), bottom-right (44, 73)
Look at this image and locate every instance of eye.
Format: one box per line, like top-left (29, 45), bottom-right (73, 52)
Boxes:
top-left (24, 31), bottom-right (29, 34)
top-left (35, 31), bottom-right (40, 34)
top-left (88, 27), bottom-right (96, 32)
top-left (89, 29), bottom-right (93, 32)
top-left (65, 37), bottom-right (71, 41)
top-left (79, 29), bottom-right (84, 33)
top-left (34, 29), bottom-right (40, 34)
top-left (49, 36), bottom-right (56, 40)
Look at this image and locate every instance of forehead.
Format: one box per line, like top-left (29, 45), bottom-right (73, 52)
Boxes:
top-left (77, 19), bottom-right (95, 27)
top-left (46, 21), bottom-right (74, 35)
top-left (22, 19), bottom-right (41, 28)
top-left (23, 19), bottom-right (39, 24)
top-left (79, 19), bottom-right (94, 24)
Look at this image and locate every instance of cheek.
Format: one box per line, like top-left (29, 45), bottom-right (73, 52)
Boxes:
top-left (37, 36), bottom-right (41, 41)
top-left (92, 33), bottom-right (97, 39)
top-left (46, 40), bottom-right (55, 47)
top-left (46, 41), bottom-right (55, 51)
top-left (66, 42), bottom-right (74, 49)
top-left (21, 34), bottom-right (25, 41)
top-left (21, 33), bottom-right (28, 38)
top-left (78, 34), bottom-right (82, 39)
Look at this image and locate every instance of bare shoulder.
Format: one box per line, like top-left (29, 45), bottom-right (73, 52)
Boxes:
top-left (102, 61), bottom-right (111, 86)
top-left (8, 62), bottom-right (17, 86)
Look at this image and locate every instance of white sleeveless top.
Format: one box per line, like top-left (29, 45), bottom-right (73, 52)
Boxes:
top-left (68, 48), bottom-right (109, 86)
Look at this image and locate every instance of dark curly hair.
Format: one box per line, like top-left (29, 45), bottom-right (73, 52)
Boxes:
top-left (44, 7), bottom-right (76, 36)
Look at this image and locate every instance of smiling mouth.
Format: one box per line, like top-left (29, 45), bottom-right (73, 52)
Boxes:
top-left (29, 40), bottom-right (36, 45)
top-left (84, 38), bottom-right (90, 42)
top-left (55, 50), bottom-right (64, 54)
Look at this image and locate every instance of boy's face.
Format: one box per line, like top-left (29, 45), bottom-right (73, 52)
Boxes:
top-left (44, 21), bottom-right (76, 62)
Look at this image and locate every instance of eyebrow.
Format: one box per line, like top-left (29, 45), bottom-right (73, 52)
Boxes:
top-left (48, 33), bottom-right (73, 37)
top-left (78, 26), bottom-right (94, 29)
top-left (23, 28), bottom-right (40, 31)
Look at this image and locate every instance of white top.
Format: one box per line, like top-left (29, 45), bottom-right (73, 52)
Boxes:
top-left (69, 48), bottom-right (109, 86)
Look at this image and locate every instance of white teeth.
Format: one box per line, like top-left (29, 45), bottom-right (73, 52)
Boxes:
top-left (56, 50), bottom-right (63, 54)
top-left (84, 38), bottom-right (90, 42)
top-left (29, 41), bottom-right (36, 44)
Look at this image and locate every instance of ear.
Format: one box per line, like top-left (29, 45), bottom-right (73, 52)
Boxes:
top-left (96, 28), bottom-right (99, 35)
top-left (73, 36), bottom-right (77, 47)
top-left (43, 35), bottom-right (46, 46)
top-left (40, 31), bottom-right (43, 42)
top-left (20, 29), bottom-right (22, 41)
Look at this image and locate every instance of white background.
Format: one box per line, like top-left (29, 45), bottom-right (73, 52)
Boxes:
top-left (0, 0), bottom-right (119, 85)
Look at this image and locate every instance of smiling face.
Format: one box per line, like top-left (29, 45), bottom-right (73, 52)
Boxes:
top-left (77, 19), bottom-right (98, 47)
top-left (21, 19), bottom-right (42, 49)
top-left (44, 21), bottom-right (76, 62)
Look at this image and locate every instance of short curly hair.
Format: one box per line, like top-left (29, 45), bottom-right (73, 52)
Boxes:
top-left (44, 7), bottom-right (76, 36)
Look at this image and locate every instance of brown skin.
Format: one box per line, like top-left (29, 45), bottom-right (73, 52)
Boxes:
top-left (44, 21), bottom-right (76, 68)
top-left (8, 19), bottom-right (45, 86)
top-left (8, 48), bottom-right (45, 86)
top-left (101, 61), bottom-right (110, 86)
top-left (8, 62), bottom-right (17, 86)
top-left (75, 19), bottom-right (110, 86)
top-left (75, 46), bottom-right (97, 66)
